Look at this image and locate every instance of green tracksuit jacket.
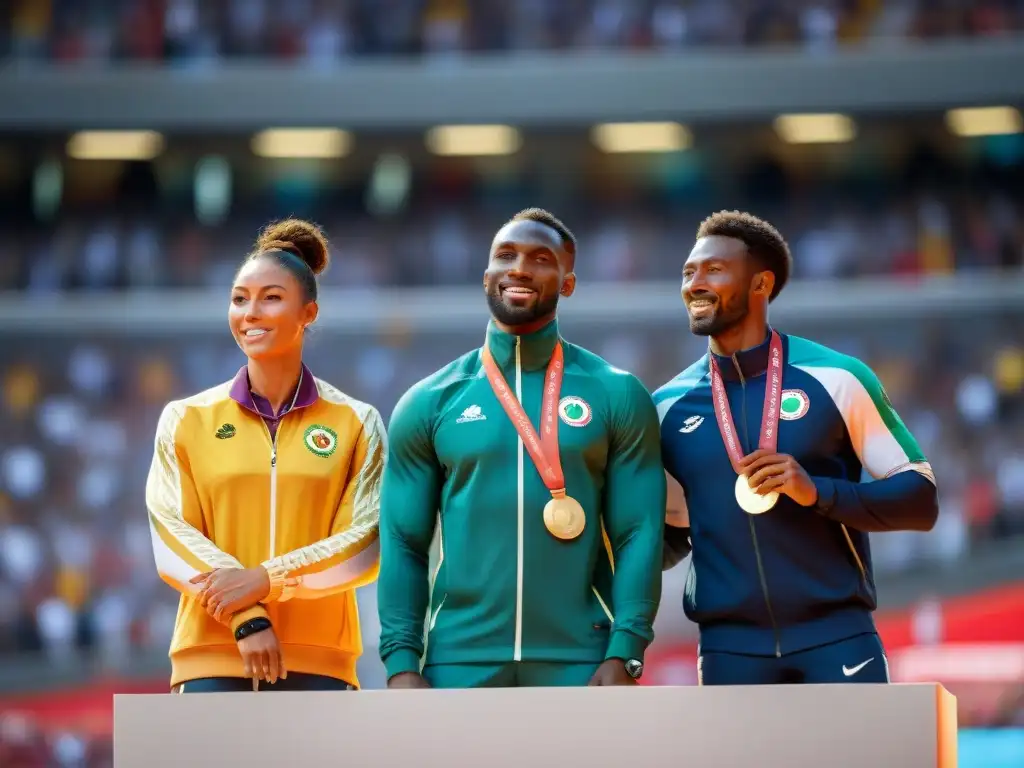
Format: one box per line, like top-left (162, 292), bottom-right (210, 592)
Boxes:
top-left (377, 318), bottom-right (666, 680)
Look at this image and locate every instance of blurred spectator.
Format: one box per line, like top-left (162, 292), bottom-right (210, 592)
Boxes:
top-left (1, 0), bottom-right (1022, 63)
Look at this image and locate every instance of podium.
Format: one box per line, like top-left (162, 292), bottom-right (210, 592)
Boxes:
top-left (113, 683), bottom-right (957, 767)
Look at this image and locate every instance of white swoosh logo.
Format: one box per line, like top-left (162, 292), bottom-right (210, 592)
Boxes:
top-left (842, 658), bottom-right (874, 677)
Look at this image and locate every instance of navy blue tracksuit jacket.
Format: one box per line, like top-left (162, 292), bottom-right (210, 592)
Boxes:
top-left (654, 331), bottom-right (939, 666)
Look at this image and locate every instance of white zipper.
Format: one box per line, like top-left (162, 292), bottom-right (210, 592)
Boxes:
top-left (513, 336), bottom-right (524, 662)
top-left (258, 374), bottom-right (302, 562)
top-left (269, 444), bottom-right (278, 560)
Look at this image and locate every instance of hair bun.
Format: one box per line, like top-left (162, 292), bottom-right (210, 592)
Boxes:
top-left (256, 219), bottom-right (330, 276)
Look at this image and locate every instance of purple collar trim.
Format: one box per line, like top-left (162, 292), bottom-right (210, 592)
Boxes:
top-left (229, 363), bottom-right (319, 416)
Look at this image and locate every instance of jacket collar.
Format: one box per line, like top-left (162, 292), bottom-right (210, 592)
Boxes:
top-left (484, 317), bottom-right (561, 372)
top-left (709, 329), bottom-right (783, 382)
top-left (229, 363), bottom-right (319, 416)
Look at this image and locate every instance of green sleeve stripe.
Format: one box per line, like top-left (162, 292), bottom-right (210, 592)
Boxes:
top-left (788, 336), bottom-right (928, 478)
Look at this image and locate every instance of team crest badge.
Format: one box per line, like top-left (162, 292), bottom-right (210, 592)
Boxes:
top-left (304, 424), bottom-right (338, 457)
top-left (780, 390), bottom-right (809, 421)
top-left (558, 396), bottom-right (592, 427)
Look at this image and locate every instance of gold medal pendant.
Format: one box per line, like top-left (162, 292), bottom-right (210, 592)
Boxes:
top-left (734, 473), bottom-right (778, 515)
top-left (543, 493), bottom-right (586, 540)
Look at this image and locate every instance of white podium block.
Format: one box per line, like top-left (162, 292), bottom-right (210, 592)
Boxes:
top-left (113, 682), bottom-right (957, 767)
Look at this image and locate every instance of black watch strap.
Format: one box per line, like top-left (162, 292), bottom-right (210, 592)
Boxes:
top-left (234, 617), bottom-right (272, 642)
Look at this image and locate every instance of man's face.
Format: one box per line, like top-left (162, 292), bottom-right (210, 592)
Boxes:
top-left (681, 235), bottom-right (755, 337)
top-left (483, 219), bottom-right (575, 328)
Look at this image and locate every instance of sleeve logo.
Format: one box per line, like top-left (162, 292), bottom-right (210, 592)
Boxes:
top-left (779, 390), bottom-right (810, 420)
top-left (304, 424), bottom-right (338, 457)
top-left (558, 396), bottom-right (592, 427)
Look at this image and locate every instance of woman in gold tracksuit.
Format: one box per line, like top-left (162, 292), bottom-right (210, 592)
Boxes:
top-left (146, 219), bottom-right (386, 692)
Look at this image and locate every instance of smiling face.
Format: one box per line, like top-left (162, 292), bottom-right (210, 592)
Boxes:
top-left (681, 235), bottom-right (767, 337)
top-left (482, 219), bottom-right (575, 330)
top-left (228, 256), bottom-right (318, 361)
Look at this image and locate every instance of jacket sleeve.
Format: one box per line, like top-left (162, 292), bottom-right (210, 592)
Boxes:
top-left (601, 372), bottom-right (666, 663)
top-left (663, 471), bottom-right (692, 571)
top-left (376, 385), bottom-right (442, 680)
top-left (811, 357), bottom-right (938, 533)
top-left (260, 405), bottom-right (386, 602)
top-left (146, 401), bottom-right (269, 632)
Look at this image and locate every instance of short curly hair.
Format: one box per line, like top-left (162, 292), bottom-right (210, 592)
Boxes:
top-left (508, 207), bottom-right (577, 262)
top-left (696, 210), bottom-right (791, 301)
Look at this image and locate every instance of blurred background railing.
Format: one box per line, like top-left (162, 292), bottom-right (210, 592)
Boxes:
top-left (1, 1), bottom-right (1024, 766)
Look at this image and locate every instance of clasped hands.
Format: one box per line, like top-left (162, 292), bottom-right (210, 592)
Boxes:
top-left (190, 566), bottom-right (271, 624)
top-left (739, 449), bottom-right (819, 507)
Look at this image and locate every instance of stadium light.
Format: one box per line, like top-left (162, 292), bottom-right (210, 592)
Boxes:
top-left (66, 130), bottom-right (165, 161)
top-left (251, 128), bottom-right (352, 159)
top-left (945, 106), bottom-right (1023, 137)
top-left (425, 125), bottom-right (521, 156)
top-left (774, 113), bottom-right (856, 144)
top-left (591, 122), bottom-right (692, 153)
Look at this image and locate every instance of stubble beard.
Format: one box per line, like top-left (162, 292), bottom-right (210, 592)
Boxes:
top-left (486, 288), bottom-right (559, 328)
top-left (688, 291), bottom-right (750, 337)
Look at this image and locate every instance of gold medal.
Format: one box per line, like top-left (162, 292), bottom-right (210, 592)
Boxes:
top-left (734, 473), bottom-right (778, 515)
top-left (543, 493), bottom-right (586, 540)
top-left (482, 339), bottom-right (586, 542)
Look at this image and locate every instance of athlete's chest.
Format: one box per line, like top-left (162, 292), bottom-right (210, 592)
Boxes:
top-left (663, 371), bottom-right (846, 485)
top-left (192, 407), bottom-right (355, 495)
top-left (434, 371), bottom-right (609, 470)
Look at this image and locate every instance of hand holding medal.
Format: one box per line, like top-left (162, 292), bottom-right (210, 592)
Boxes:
top-left (481, 340), bottom-right (585, 540)
top-left (738, 449), bottom-right (818, 508)
top-left (710, 330), bottom-right (787, 515)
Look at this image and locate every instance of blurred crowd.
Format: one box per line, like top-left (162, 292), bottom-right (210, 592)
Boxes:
top-left (2, 0), bottom-right (1024, 64)
top-left (3, 186), bottom-right (1024, 292)
top-left (0, 710), bottom-right (110, 768)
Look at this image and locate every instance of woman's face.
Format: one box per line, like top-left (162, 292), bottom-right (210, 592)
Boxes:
top-left (229, 256), bottom-right (317, 361)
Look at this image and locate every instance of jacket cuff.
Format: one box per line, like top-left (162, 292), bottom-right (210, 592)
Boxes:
top-left (383, 649), bottom-right (423, 680)
top-left (229, 605), bottom-right (270, 634)
top-left (812, 477), bottom-right (839, 517)
top-left (260, 562), bottom-right (295, 603)
top-left (605, 630), bottom-right (648, 663)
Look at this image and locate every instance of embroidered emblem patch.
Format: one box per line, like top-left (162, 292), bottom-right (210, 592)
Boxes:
top-left (215, 423), bottom-right (236, 439)
top-left (456, 404), bottom-right (486, 423)
top-left (780, 390), bottom-right (810, 421)
top-left (304, 424), bottom-right (338, 457)
top-left (558, 396), bottom-right (592, 427)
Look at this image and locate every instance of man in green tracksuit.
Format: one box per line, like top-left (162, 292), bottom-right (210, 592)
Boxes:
top-left (377, 207), bottom-right (666, 689)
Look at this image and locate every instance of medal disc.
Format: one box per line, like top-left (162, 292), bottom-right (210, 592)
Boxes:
top-left (543, 495), bottom-right (586, 540)
top-left (734, 474), bottom-right (778, 515)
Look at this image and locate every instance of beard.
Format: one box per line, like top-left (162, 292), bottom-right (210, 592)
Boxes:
top-left (689, 290), bottom-right (750, 337)
top-left (486, 287), bottom-right (560, 328)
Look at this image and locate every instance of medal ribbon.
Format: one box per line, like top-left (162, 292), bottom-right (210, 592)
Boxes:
top-left (480, 340), bottom-right (567, 498)
top-left (708, 330), bottom-right (784, 474)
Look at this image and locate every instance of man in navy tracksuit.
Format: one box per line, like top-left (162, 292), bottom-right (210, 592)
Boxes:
top-left (655, 211), bottom-right (939, 685)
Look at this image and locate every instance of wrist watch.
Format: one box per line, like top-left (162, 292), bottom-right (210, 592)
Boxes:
top-left (234, 617), bottom-right (272, 642)
top-left (624, 658), bottom-right (644, 680)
